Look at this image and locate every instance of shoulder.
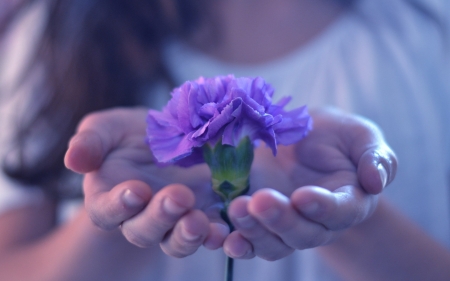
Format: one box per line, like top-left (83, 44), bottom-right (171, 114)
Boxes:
top-left (342, 0), bottom-right (450, 90)
top-left (355, 0), bottom-right (450, 26)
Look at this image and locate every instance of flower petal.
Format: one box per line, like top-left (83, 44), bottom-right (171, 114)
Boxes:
top-left (273, 105), bottom-right (313, 145)
top-left (146, 75), bottom-right (312, 165)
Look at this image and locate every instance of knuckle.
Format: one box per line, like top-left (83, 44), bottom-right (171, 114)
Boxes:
top-left (86, 196), bottom-right (126, 231)
top-left (152, 212), bottom-right (180, 231)
top-left (88, 211), bottom-right (114, 231)
top-left (89, 214), bottom-right (104, 229)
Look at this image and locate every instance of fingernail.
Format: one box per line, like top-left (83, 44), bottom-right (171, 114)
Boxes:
top-left (377, 163), bottom-right (388, 188)
top-left (123, 189), bottom-right (146, 208)
top-left (234, 214), bottom-right (257, 229)
top-left (181, 227), bottom-right (201, 241)
top-left (163, 197), bottom-right (186, 215)
top-left (300, 201), bottom-right (321, 217)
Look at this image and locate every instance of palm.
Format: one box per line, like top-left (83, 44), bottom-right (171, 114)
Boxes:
top-left (67, 107), bottom-right (395, 257)
top-left (250, 114), bottom-right (362, 197)
top-left (81, 109), bottom-right (220, 213)
top-left (84, 108), bottom-right (375, 212)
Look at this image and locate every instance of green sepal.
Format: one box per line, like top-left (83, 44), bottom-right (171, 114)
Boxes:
top-left (203, 137), bottom-right (254, 203)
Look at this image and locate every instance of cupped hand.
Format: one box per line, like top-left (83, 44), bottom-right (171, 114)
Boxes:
top-left (65, 106), bottom-right (397, 261)
top-left (222, 107), bottom-right (397, 260)
top-left (64, 107), bottom-right (228, 257)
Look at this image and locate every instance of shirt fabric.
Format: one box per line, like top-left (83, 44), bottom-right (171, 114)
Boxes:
top-left (0, 0), bottom-right (449, 280)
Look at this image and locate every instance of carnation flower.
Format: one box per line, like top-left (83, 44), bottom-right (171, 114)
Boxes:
top-left (146, 75), bottom-right (312, 281)
top-left (146, 75), bottom-right (312, 166)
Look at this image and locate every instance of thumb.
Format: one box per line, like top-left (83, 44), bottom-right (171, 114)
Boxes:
top-left (65, 130), bottom-right (105, 173)
top-left (64, 108), bottom-right (148, 173)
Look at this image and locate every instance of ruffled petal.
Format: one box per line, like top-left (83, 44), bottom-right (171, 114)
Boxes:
top-left (273, 105), bottom-right (313, 145)
top-left (146, 75), bottom-right (312, 166)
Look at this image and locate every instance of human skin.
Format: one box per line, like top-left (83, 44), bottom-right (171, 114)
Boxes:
top-left (64, 109), bottom-right (449, 281)
top-left (64, 107), bottom-right (395, 260)
top-left (2, 107), bottom-right (448, 281)
top-left (1, 0), bottom-right (449, 280)
top-left (0, 106), bottom-right (394, 281)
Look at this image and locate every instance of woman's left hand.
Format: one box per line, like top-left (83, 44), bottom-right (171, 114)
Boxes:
top-left (223, 108), bottom-right (397, 260)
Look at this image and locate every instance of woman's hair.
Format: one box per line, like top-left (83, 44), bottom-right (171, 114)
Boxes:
top-left (0, 0), bottom-right (203, 198)
top-left (0, 0), bottom-right (373, 198)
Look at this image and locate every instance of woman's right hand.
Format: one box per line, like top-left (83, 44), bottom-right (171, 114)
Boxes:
top-left (64, 107), bottom-right (228, 257)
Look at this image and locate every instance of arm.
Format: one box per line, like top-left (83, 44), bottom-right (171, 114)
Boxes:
top-left (319, 198), bottom-right (450, 281)
top-left (0, 199), bottom-right (155, 281)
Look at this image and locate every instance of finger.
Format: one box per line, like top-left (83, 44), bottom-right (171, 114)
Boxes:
top-left (203, 223), bottom-right (229, 250)
top-left (223, 231), bottom-right (255, 259)
top-left (83, 180), bottom-right (152, 230)
top-left (292, 185), bottom-right (378, 231)
top-left (64, 130), bottom-right (105, 173)
top-left (357, 146), bottom-right (397, 194)
top-left (248, 189), bottom-right (334, 250)
top-left (160, 210), bottom-right (210, 258)
top-left (335, 112), bottom-right (397, 194)
top-left (64, 108), bottom-right (148, 173)
top-left (228, 195), bottom-right (294, 260)
top-left (121, 184), bottom-right (195, 248)
top-left (309, 108), bottom-right (398, 194)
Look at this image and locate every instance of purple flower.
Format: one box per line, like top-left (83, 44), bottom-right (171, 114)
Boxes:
top-left (146, 75), bottom-right (312, 166)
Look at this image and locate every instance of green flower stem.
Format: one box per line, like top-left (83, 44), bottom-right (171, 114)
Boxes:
top-left (203, 137), bottom-right (254, 281)
top-left (225, 256), bottom-right (234, 281)
top-left (220, 205), bottom-right (234, 281)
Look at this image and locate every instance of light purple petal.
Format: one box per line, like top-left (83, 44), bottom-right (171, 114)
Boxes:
top-left (176, 83), bottom-right (195, 133)
top-left (146, 75), bottom-right (312, 166)
top-left (188, 83), bottom-right (205, 129)
top-left (149, 132), bottom-right (204, 163)
top-left (249, 77), bottom-right (274, 110)
top-left (207, 98), bottom-right (240, 138)
top-left (191, 119), bottom-right (211, 139)
top-left (222, 102), bottom-right (278, 154)
top-left (199, 102), bottom-right (217, 119)
top-left (273, 105), bottom-right (313, 145)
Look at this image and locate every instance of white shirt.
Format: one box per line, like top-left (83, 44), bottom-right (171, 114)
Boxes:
top-left (164, 0), bottom-right (450, 246)
top-left (1, 0), bottom-right (449, 280)
top-left (160, 0), bottom-right (450, 279)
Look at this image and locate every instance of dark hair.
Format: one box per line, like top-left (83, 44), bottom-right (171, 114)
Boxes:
top-left (0, 0), bottom-right (203, 198)
top-left (4, 0), bottom-right (436, 199)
